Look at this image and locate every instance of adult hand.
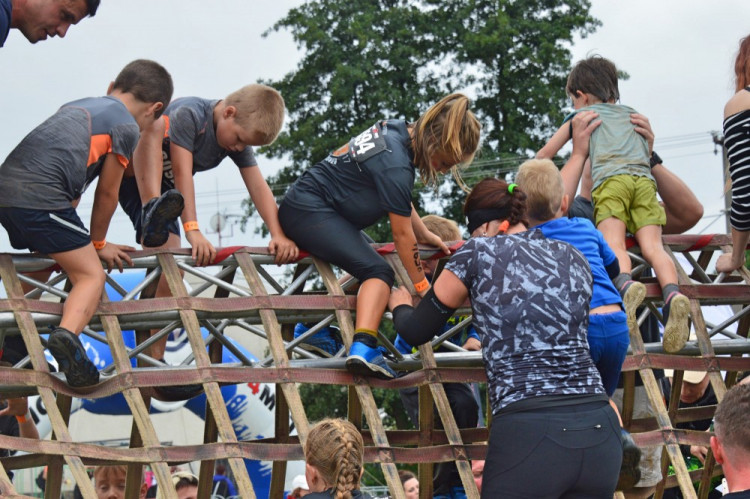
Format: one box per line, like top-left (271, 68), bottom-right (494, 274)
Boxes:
top-left (630, 113), bottom-right (654, 154)
top-left (689, 445), bottom-right (708, 464)
top-left (96, 243), bottom-right (135, 273)
top-left (570, 110), bottom-right (601, 158)
top-left (268, 235), bottom-right (299, 264)
top-left (388, 285), bottom-right (413, 311)
top-left (0, 397), bottom-right (28, 417)
top-left (186, 230), bottom-right (217, 266)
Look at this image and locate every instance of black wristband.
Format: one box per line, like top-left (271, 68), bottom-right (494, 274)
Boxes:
top-left (649, 150), bottom-right (662, 169)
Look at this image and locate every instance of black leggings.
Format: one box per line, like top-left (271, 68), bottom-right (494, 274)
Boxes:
top-left (482, 401), bottom-right (622, 498)
top-left (278, 202), bottom-right (395, 287)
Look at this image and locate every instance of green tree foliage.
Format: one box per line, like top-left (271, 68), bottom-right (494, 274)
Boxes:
top-left (248, 0), bottom-right (600, 233)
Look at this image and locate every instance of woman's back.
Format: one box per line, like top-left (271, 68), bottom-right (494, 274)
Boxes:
top-left (445, 229), bottom-right (606, 413)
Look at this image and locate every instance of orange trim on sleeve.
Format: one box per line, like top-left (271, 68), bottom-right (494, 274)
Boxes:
top-left (88, 134), bottom-right (112, 166)
top-left (114, 153), bottom-right (129, 168)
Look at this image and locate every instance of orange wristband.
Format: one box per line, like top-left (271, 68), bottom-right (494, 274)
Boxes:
top-left (92, 240), bottom-right (106, 250)
top-left (414, 277), bottom-right (430, 293)
top-left (183, 221), bottom-right (199, 232)
top-left (15, 414), bottom-right (27, 424)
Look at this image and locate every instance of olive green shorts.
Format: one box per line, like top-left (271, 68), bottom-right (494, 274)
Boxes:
top-left (592, 175), bottom-right (665, 234)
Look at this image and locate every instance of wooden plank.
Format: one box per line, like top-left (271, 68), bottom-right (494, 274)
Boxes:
top-left (157, 253), bottom-right (255, 498)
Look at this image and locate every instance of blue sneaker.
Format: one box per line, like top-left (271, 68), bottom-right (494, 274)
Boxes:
top-left (345, 334), bottom-right (396, 380)
top-left (141, 189), bottom-right (184, 247)
top-left (293, 323), bottom-right (344, 357)
top-left (434, 486), bottom-right (467, 499)
top-left (47, 327), bottom-right (99, 387)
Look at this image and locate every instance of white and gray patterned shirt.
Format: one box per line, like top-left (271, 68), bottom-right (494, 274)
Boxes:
top-left (445, 229), bottom-right (605, 413)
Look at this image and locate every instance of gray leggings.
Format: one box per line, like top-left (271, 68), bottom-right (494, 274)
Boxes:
top-left (482, 401), bottom-right (622, 498)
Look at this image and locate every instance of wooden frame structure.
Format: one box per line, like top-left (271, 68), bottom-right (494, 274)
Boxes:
top-left (0, 234), bottom-right (748, 499)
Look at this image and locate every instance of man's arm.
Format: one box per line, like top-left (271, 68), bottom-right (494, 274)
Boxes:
top-left (630, 113), bottom-right (703, 234)
top-left (90, 154), bottom-right (135, 272)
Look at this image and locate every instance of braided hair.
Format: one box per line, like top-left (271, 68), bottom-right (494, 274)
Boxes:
top-left (305, 418), bottom-right (364, 499)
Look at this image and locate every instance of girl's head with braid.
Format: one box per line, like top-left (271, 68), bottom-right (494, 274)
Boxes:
top-left (411, 93), bottom-right (481, 191)
top-left (304, 418), bottom-right (364, 499)
top-left (464, 177), bottom-right (528, 237)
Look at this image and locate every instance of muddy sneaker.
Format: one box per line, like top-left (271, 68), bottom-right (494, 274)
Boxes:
top-left (47, 328), bottom-right (99, 387)
top-left (662, 292), bottom-right (690, 353)
top-left (293, 323), bottom-right (344, 357)
top-left (346, 334), bottom-right (396, 380)
top-left (617, 429), bottom-right (642, 491)
top-left (620, 280), bottom-right (646, 316)
top-left (141, 189), bottom-right (184, 247)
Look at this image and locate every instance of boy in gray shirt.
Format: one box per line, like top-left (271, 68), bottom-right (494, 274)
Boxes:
top-left (0, 59), bottom-right (173, 387)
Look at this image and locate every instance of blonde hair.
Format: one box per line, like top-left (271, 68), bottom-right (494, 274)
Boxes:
top-left (94, 465), bottom-right (127, 485)
top-left (224, 84), bottom-right (285, 145)
top-left (421, 214), bottom-right (461, 242)
top-left (411, 93), bottom-right (481, 190)
top-left (305, 418), bottom-right (364, 499)
top-left (515, 159), bottom-right (564, 223)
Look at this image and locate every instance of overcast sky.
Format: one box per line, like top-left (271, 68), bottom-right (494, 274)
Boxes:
top-left (1, 0), bottom-right (749, 255)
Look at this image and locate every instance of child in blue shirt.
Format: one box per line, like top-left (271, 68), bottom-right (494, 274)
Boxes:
top-left (516, 158), bottom-right (641, 490)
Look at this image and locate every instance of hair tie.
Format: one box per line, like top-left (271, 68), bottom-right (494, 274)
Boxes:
top-left (508, 183), bottom-right (517, 194)
top-left (498, 220), bottom-right (510, 234)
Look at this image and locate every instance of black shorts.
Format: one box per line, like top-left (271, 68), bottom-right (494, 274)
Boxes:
top-left (119, 176), bottom-right (180, 244)
top-left (0, 206), bottom-right (90, 254)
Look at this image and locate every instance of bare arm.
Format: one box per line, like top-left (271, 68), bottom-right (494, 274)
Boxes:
top-left (0, 398), bottom-right (39, 440)
top-left (90, 154), bottom-right (135, 272)
top-left (559, 110), bottom-right (601, 204)
top-left (171, 143), bottom-right (216, 266)
top-left (390, 212), bottom-right (429, 296)
top-left (239, 166), bottom-right (299, 263)
top-left (536, 122), bottom-right (571, 160)
top-left (410, 204), bottom-right (451, 254)
top-left (630, 113), bottom-right (703, 234)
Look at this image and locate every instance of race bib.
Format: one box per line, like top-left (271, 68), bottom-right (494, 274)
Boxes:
top-left (348, 122), bottom-right (387, 163)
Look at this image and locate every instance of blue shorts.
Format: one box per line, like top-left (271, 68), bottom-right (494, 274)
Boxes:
top-left (118, 176), bottom-right (180, 244)
top-left (0, 206), bottom-right (90, 254)
top-left (588, 310), bottom-right (630, 396)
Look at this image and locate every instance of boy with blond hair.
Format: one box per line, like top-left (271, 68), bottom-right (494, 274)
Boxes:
top-left (0, 59), bottom-right (173, 387)
top-left (120, 83), bottom-right (298, 361)
top-left (94, 465), bottom-right (148, 499)
top-left (537, 55), bottom-right (690, 354)
top-left (516, 158), bottom-right (641, 490)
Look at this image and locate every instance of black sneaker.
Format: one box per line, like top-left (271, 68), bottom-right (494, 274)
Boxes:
top-left (154, 384), bottom-right (204, 401)
top-left (47, 328), bottom-right (99, 387)
top-left (617, 429), bottom-right (642, 491)
top-left (141, 189), bottom-right (184, 247)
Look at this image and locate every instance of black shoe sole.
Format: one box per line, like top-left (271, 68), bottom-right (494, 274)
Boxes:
top-left (154, 384), bottom-right (204, 401)
top-left (142, 190), bottom-right (184, 247)
top-left (345, 357), bottom-right (395, 380)
top-left (47, 330), bottom-right (99, 388)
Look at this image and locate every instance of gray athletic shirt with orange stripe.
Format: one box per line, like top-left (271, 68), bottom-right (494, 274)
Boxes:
top-left (0, 96), bottom-right (139, 210)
